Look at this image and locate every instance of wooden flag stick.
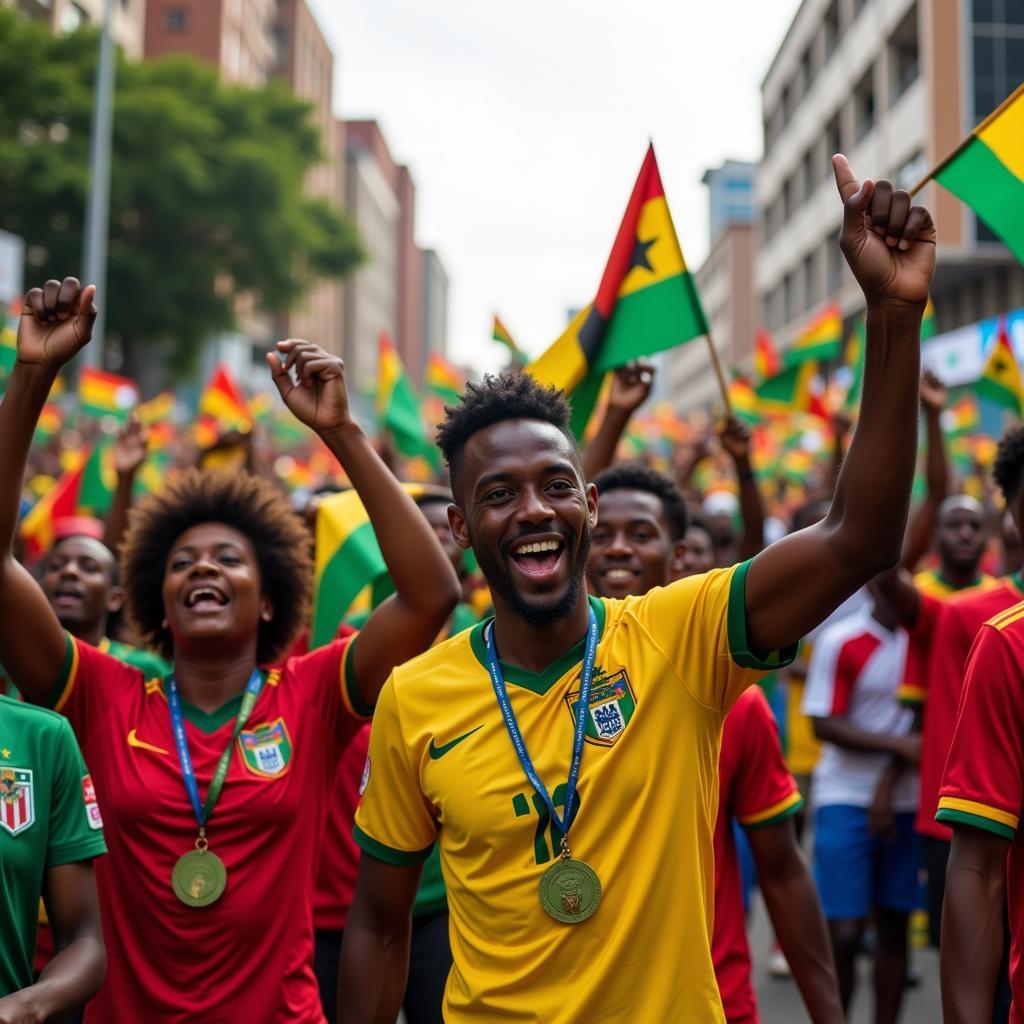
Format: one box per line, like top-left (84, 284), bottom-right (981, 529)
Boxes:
top-left (704, 327), bottom-right (732, 414)
top-left (909, 81), bottom-right (1024, 197)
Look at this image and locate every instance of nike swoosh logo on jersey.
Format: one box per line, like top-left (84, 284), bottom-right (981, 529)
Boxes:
top-left (428, 725), bottom-right (484, 760)
top-left (126, 729), bottom-right (169, 756)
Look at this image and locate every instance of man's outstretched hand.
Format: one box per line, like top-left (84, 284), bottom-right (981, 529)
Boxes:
top-left (832, 154), bottom-right (935, 309)
top-left (18, 277), bottom-right (97, 371)
top-left (268, 339), bottom-right (354, 436)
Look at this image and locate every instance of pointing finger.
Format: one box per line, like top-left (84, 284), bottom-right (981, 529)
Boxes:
top-left (832, 154), bottom-right (861, 203)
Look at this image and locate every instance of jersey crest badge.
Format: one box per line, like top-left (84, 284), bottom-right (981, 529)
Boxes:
top-left (238, 718), bottom-right (293, 778)
top-left (565, 669), bottom-right (637, 747)
top-left (0, 767), bottom-right (34, 836)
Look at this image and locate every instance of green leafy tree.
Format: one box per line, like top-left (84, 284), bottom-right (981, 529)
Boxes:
top-left (0, 10), bottom-right (362, 374)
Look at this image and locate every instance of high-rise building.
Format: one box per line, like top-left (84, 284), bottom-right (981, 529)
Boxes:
top-left (667, 160), bottom-right (757, 412)
top-left (343, 119), bottom-right (400, 405)
top-left (421, 248), bottom-right (448, 369)
top-left (274, 0), bottom-right (344, 356)
top-left (395, 165), bottom-right (424, 380)
top-left (8, 0), bottom-right (147, 57)
top-left (757, 0), bottom-right (1024, 361)
top-left (144, 0), bottom-right (277, 85)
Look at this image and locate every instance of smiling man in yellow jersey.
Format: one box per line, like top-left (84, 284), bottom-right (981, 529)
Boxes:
top-left (340, 156), bottom-right (936, 1022)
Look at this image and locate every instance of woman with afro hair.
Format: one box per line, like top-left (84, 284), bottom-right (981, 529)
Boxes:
top-left (0, 277), bottom-right (460, 1022)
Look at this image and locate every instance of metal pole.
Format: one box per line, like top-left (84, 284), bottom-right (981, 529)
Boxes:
top-left (81, 0), bottom-right (117, 370)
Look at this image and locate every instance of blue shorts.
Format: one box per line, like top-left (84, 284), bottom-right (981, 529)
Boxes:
top-left (812, 804), bottom-right (922, 920)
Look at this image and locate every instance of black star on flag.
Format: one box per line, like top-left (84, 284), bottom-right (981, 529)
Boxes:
top-left (630, 236), bottom-right (656, 273)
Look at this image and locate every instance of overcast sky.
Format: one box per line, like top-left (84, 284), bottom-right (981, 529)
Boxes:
top-left (307, 0), bottom-right (802, 373)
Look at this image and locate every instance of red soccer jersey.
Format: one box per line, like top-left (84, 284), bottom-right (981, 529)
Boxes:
top-left (48, 633), bottom-right (365, 1022)
top-left (713, 687), bottom-right (803, 1024)
top-left (915, 577), bottom-right (1024, 839)
top-left (937, 602), bottom-right (1024, 1023)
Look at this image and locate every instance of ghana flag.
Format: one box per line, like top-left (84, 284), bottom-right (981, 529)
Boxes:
top-left (377, 332), bottom-right (440, 469)
top-left (527, 144), bottom-right (708, 434)
top-left (977, 318), bottom-right (1023, 415)
top-left (728, 373), bottom-right (762, 425)
top-left (79, 367), bottom-right (138, 422)
top-left (784, 304), bottom-right (843, 367)
top-left (755, 361), bottom-right (830, 422)
top-left (930, 83), bottom-right (1024, 264)
top-left (842, 317), bottom-right (866, 412)
top-left (19, 451), bottom-right (88, 560)
top-left (425, 352), bottom-right (464, 405)
top-left (311, 483), bottom-right (448, 646)
top-left (754, 329), bottom-right (781, 381)
top-left (492, 316), bottom-right (524, 360)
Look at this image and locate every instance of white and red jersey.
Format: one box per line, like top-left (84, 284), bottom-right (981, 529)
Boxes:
top-left (803, 608), bottom-right (916, 811)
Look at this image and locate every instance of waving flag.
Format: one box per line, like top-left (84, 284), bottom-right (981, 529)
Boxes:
top-left (930, 83), bottom-right (1024, 264)
top-left (425, 352), bottom-right (464, 405)
top-left (377, 333), bottom-right (440, 469)
top-left (79, 368), bottom-right (138, 422)
top-left (784, 304), bottom-right (843, 367)
top-left (492, 316), bottom-right (524, 360)
top-left (977, 318), bottom-right (1023, 415)
top-left (753, 329), bottom-right (781, 381)
top-left (527, 144), bottom-right (709, 434)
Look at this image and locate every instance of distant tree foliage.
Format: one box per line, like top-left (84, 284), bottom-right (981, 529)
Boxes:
top-left (0, 10), bottom-right (363, 373)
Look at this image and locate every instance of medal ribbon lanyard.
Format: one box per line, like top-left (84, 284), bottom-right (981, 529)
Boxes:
top-left (166, 669), bottom-right (263, 831)
top-left (486, 607), bottom-right (598, 840)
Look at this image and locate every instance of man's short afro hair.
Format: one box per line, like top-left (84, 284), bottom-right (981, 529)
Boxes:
top-left (435, 372), bottom-right (578, 491)
top-left (593, 462), bottom-right (689, 540)
top-left (120, 469), bottom-right (312, 665)
top-left (994, 423), bottom-right (1024, 504)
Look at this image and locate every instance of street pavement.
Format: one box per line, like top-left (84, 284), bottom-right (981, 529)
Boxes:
top-left (749, 893), bottom-right (942, 1023)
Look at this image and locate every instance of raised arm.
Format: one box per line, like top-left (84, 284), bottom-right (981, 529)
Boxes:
top-left (900, 370), bottom-right (949, 571)
top-left (103, 414), bottom-right (148, 554)
top-left (0, 278), bottom-right (96, 702)
top-left (748, 822), bottom-right (843, 1023)
top-left (745, 157), bottom-right (935, 655)
top-left (719, 415), bottom-right (765, 560)
top-left (268, 340), bottom-right (459, 705)
top-left (581, 361), bottom-right (654, 480)
top-left (338, 856), bottom-right (422, 1024)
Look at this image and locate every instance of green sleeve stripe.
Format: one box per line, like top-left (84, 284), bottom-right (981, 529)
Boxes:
top-left (743, 796), bottom-right (805, 831)
top-left (352, 825), bottom-right (434, 866)
top-left (47, 836), bottom-right (108, 868)
top-left (727, 560), bottom-right (799, 671)
top-left (45, 633), bottom-right (77, 710)
top-left (344, 637), bottom-right (375, 719)
top-left (936, 808), bottom-right (1016, 841)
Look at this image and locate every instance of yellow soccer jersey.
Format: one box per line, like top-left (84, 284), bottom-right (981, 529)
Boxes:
top-left (354, 561), bottom-right (795, 1023)
top-left (914, 567), bottom-right (998, 599)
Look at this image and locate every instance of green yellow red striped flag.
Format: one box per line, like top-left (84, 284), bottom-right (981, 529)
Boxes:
top-left (137, 391), bottom-right (175, 425)
top-left (377, 332), bottom-right (440, 469)
top-left (79, 367), bottom-right (138, 422)
top-left (527, 144), bottom-right (709, 435)
top-left (425, 352), bottom-right (464, 405)
top-left (755, 361), bottom-right (830, 422)
top-left (784, 304), bottom-right (843, 367)
top-left (842, 317), bottom-right (866, 412)
top-left (19, 451), bottom-right (88, 560)
top-left (921, 297), bottom-right (936, 340)
top-left (930, 83), bottom-right (1024, 264)
top-left (491, 316), bottom-right (524, 360)
top-left (33, 403), bottom-right (63, 445)
top-left (312, 483), bottom-right (448, 646)
top-left (728, 374), bottom-right (762, 425)
top-left (753, 329), bottom-right (781, 381)
top-left (977, 318), bottom-right (1023, 415)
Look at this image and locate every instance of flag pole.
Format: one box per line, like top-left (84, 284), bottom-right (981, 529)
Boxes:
top-left (703, 328), bottom-right (732, 414)
top-left (909, 81), bottom-right (1024, 197)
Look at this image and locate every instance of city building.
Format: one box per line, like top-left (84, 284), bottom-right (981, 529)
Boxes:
top-left (274, 0), bottom-right (344, 357)
top-left (421, 247), bottom-right (449, 371)
top-left (143, 0), bottom-right (277, 86)
top-left (343, 119), bottom-right (401, 408)
top-left (667, 160), bottom-right (758, 411)
top-left (757, 0), bottom-right (1024, 361)
top-left (8, 0), bottom-right (147, 57)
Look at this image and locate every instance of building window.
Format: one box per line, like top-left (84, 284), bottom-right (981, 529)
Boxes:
top-left (894, 151), bottom-right (926, 190)
top-left (827, 231), bottom-right (844, 296)
top-left (972, 0), bottom-right (1024, 123)
top-left (853, 0), bottom-right (869, 19)
top-left (802, 147), bottom-right (816, 202)
top-left (800, 44), bottom-right (815, 96)
top-left (889, 4), bottom-right (920, 104)
top-left (782, 177), bottom-right (794, 222)
top-left (784, 270), bottom-right (797, 324)
top-left (803, 251), bottom-right (818, 311)
top-left (781, 82), bottom-right (793, 125)
top-left (824, 0), bottom-right (841, 60)
top-left (853, 66), bottom-right (876, 141)
top-left (164, 6), bottom-right (189, 31)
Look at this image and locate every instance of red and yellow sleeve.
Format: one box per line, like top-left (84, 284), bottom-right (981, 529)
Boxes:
top-left (898, 593), bottom-right (943, 706)
top-left (729, 689), bottom-right (803, 829)
top-left (936, 622), bottom-right (1024, 841)
top-left (353, 674), bottom-right (437, 866)
top-left (635, 561), bottom-right (797, 713)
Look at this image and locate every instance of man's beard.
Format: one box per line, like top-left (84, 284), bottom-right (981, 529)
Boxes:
top-left (475, 526), bottom-right (591, 627)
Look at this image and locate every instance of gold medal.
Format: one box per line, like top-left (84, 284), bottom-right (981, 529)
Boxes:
top-left (172, 834), bottom-right (227, 907)
top-left (539, 839), bottom-right (601, 924)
